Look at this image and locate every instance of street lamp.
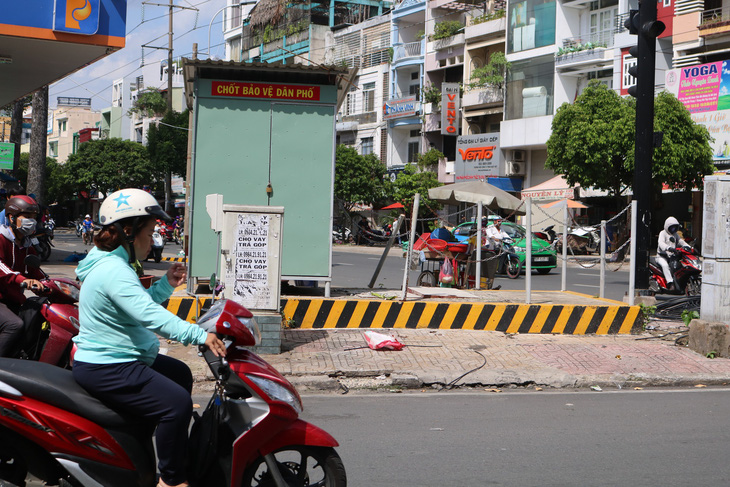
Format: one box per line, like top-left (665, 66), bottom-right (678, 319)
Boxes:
top-left (205, 0), bottom-right (257, 59)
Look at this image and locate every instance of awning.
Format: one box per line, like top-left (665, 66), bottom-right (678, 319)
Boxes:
top-left (521, 175), bottom-right (577, 200)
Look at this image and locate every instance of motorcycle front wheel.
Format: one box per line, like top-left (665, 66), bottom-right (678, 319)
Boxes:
top-left (154, 248), bottom-right (163, 263)
top-left (506, 255), bottom-right (522, 279)
top-left (38, 240), bottom-right (51, 261)
top-left (242, 446), bottom-right (346, 487)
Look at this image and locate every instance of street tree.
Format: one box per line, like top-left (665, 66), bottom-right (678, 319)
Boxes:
top-left (546, 81), bottom-right (714, 200)
top-left (392, 149), bottom-right (443, 230)
top-left (28, 87), bottom-right (49, 204)
top-left (546, 81), bottom-right (635, 199)
top-left (62, 138), bottom-right (154, 198)
top-left (334, 144), bottom-right (390, 213)
top-left (146, 110), bottom-right (189, 212)
top-left (127, 88), bottom-right (167, 118)
top-left (14, 153), bottom-right (65, 205)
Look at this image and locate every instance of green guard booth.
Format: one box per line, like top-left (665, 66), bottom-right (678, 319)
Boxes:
top-left (183, 59), bottom-right (351, 299)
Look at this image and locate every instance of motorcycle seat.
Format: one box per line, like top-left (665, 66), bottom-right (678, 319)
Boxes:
top-left (0, 358), bottom-right (137, 428)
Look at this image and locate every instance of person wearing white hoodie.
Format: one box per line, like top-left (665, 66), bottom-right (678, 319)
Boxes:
top-left (656, 216), bottom-right (688, 291)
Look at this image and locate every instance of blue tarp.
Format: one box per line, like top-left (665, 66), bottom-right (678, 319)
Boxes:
top-left (488, 177), bottom-right (522, 192)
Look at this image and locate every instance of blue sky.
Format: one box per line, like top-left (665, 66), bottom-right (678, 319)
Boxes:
top-left (48, 0), bottom-right (231, 111)
top-left (720, 61), bottom-right (730, 98)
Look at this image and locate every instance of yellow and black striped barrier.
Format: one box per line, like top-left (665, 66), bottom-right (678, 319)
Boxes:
top-left (161, 256), bottom-right (187, 262)
top-left (164, 296), bottom-right (642, 334)
top-left (280, 299), bottom-right (642, 335)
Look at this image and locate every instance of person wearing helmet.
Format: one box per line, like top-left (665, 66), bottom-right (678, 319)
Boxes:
top-left (656, 216), bottom-right (688, 292)
top-left (81, 214), bottom-right (94, 244)
top-left (71, 189), bottom-right (226, 487)
top-left (0, 195), bottom-right (46, 357)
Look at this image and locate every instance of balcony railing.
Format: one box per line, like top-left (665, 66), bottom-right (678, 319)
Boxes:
top-left (560, 33), bottom-right (613, 51)
top-left (700, 7), bottom-right (730, 35)
top-left (393, 41), bottom-right (424, 62)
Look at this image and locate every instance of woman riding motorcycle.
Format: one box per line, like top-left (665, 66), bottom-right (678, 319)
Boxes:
top-left (72, 188), bottom-right (226, 487)
top-left (656, 216), bottom-right (688, 292)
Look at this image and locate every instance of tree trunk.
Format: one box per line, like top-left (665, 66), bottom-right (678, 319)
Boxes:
top-left (165, 170), bottom-right (172, 213)
top-left (10, 100), bottom-right (23, 176)
top-left (28, 86), bottom-right (48, 205)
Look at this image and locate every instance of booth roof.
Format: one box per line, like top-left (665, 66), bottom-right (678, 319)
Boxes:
top-left (182, 58), bottom-right (352, 109)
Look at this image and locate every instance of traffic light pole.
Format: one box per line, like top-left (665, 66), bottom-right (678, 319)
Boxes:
top-left (632, 0), bottom-right (662, 291)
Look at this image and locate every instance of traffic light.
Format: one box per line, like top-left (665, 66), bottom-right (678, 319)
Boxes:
top-left (624, 9), bottom-right (639, 35)
top-left (623, 9), bottom-right (665, 98)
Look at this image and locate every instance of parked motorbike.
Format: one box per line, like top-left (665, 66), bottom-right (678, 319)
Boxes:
top-left (497, 237), bottom-right (522, 279)
top-left (649, 245), bottom-right (702, 295)
top-left (0, 297), bottom-right (346, 486)
top-left (74, 219), bottom-right (83, 238)
top-left (17, 255), bottom-right (80, 368)
top-left (30, 220), bottom-right (54, 261)
top-left (534, 225), bottom-right (557, 244)
top-left (555, 226), bottom-right (600, 254)
top-left (145, 225), bottom-right (165, 263)
top-left (332, 224), bottom-right (352, 244)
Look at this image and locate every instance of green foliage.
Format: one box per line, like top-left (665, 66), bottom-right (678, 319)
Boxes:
top-left (421, 83), bottom-right (442, 105)
top-left (334, 145), bottom-right (391, 213)
top-left (62, 138), bottom-right (155, 196)
top-left (470, 9), bottom-right (506, 25)
top-left (392, 164), bottom-right (442, 215)
top-left (707, 350), bottom-right (718, 359)
top-left (146, 110), bottom-right (189, 179)
top-left (469, 51), bottom-right (511, 91)
top-left (128, 89), bottom-right (167, 118)
top-left (431, 21), bottom-right (464, 40)
top-left (416, 147), bottom-right (444, 170)
top-left (682, 309), bottom-right (700, 326)
top-left (555, 42), bottom-right (607, 57)
top-left (547, 83), bottom-right (714, 200)
top-left (14, 153), bottom-right (64, 204)
top-left (638, 303), bottom-right (657, 329)
top-left (653, 91), bottom-right (715, 193)
top-left (547, 81), bottom-right (636, 199)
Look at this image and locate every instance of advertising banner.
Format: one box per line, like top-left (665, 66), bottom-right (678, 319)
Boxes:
top-left (441, 83), bottom-right (460, 135)
top-left (0, 142), bottom-right (14, 170)
top-left (455, 133), bottom-right (501, 180)
top-left (666, 60), bottom-right (730, 160)
top-left (383, 96), bottom-right (418, 120)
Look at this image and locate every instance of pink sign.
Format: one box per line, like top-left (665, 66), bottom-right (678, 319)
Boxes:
top-left (678, 62), bottom-right (722, 113)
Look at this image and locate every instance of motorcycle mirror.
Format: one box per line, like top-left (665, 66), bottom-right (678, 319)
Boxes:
top-left (25, 254), bottom-right (42, 270)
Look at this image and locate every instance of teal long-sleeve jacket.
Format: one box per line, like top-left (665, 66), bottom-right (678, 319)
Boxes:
top-left (73, 245), bottom-right (207, 366)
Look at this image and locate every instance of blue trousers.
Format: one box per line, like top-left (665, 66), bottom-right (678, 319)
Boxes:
top-left (73, 355), bottom-right (193, 485)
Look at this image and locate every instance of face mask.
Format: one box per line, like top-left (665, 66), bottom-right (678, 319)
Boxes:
top-left (15, 218), bottom-right (36, 236)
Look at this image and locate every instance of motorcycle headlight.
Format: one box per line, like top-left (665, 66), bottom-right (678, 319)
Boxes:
top-left (696, 260), bottom-right (702, 272)
top-left (56, 281), bottom-right (80, 301)
top-left (514, 246), bottom-right (526, 252)
top-left (246, 375), bottom-right (303, 414)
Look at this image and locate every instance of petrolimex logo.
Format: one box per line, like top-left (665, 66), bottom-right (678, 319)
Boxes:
top-left (54, 0), bottom-right (100, 35)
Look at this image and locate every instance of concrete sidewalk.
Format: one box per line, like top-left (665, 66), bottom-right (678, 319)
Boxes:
top-left (164, 320), bottom-right (730, 395)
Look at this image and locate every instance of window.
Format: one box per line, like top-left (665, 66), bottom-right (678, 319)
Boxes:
top-left (505, 56), bottom-right (555, 119)
top-left (622, 53), bottom-right (637, 90)
top-left (362, 82), bottom-right (375, 112)
top-left (409, 83), bottom-right (420, 101)
top-left (58, 120), bottom-right (67, 134)
top-left (345, 88), bottom-right (357, 115)
top-left (508, 0), bottom-right (556, 53)
top-left (589, 0), bottom-right (617, 47)
top-left (48, 141), bottom-right (58, 158)
top-left (362, 137), bottom-right (374, 155)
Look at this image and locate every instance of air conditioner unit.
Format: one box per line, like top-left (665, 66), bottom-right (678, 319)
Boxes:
top-left (512, 150), bottom-right (526, 162)
top-left (506, 161), bottom-right (525, 176)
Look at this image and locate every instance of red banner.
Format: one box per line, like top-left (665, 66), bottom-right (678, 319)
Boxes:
top-left (211, 81), bottom-right (321, 101)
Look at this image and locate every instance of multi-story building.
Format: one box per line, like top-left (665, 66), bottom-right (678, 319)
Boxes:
top-left (46, 97), bottom-right (101, 164)
top-left (333, 15), bottom-right (392, 163)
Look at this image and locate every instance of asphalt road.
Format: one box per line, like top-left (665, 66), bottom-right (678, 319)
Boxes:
top-left (289, 389), bottom-right (730, 487)
top-left (333, 247), bottom-right (631, 301)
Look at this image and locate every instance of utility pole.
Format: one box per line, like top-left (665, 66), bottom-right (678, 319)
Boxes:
top-left (167, 0), bottom-right (174, 113)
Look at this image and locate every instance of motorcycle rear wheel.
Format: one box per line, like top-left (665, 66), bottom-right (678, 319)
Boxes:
top-left (0, 444), bottom-right (27, 487)
top-left (686, 276), bottom-right (701, 296)
top-left (417, 270), bottom-right (437, 287)
top-left (38, 241), bottom-right (51, 262)
top-left (242, 446), bottom-right (346, 487)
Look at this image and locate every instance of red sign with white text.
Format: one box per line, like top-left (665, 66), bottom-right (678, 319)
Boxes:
top-left (211, 81), bottom-right (321, 101)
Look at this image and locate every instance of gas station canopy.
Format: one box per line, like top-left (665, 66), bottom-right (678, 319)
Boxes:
top-left (0, 0), bottom-right (127, 106)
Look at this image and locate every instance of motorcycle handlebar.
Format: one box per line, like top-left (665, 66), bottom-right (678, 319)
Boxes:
top-left (20, 281), bottom-right (50, 293)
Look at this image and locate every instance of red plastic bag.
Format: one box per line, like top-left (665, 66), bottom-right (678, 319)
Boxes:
top-left (439, 257), bottom-right (454, 284)
top-left (363, 331), bottom-right (404, 351)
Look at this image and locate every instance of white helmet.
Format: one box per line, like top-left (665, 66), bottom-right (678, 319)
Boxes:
top-left (85, 214), bottom-right (91, 218)
top-left (98, 188), bottom-right (170, 226)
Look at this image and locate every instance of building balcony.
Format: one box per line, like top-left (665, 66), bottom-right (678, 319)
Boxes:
top-left (430, 33), bottom-right (465, 51)
top-left (465, 16), bottom-right (506, 42)
top-left (555, 38), bottom-right (613, 71)
top-left (392, 40), bottom-right (425, 64)
top-left (463, 85), bottom-right (504, 108)
top-left (700, 7), bottom-right (730, 37)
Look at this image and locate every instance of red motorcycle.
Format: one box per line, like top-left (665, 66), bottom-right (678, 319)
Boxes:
top-left (649, 245), bottom-right (702, 295)
top-left (18, 255), bottom-right (80, 367)
top-left (0, 298), bottom-right (346, 486)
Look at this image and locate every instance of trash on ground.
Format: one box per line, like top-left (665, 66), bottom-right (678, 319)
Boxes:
top-left (363, 331), bottom-right (404, 351)
top-left (634, 387), bottom-right (643, 390)
top-left (695, 384), bottom-right (707, 388)
top-left (590, 385), bottom-right (603, 392)
top-left (485, 388), bottom-right (502, 393)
